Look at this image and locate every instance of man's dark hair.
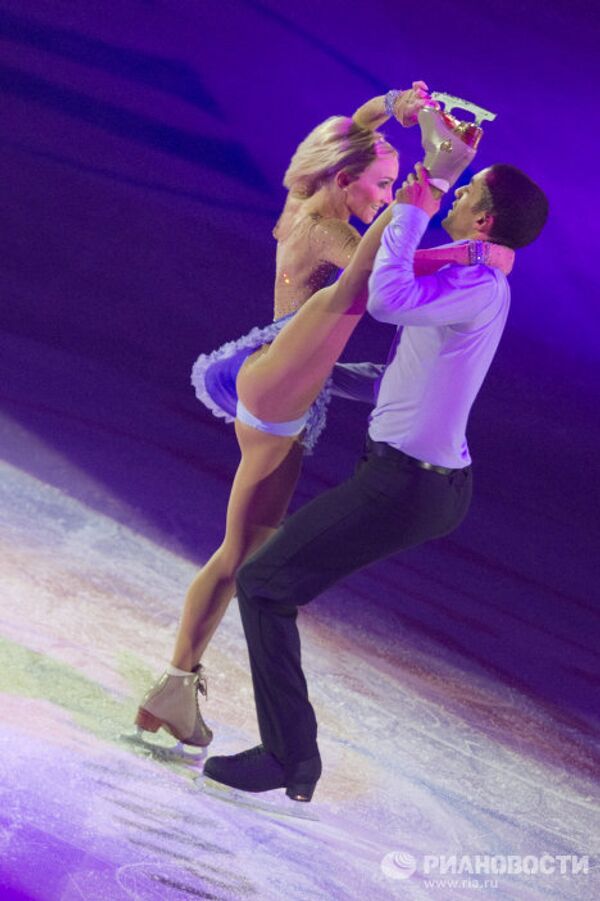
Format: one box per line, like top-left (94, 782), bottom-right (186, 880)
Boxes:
top-left (475, 164), bottom-right (549, 249)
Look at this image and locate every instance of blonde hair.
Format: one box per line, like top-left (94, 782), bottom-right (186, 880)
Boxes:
top-left (283, 116), bottom-right (397, 198)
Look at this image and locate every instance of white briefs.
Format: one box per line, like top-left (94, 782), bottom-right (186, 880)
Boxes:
top-left (236, 399), bottom-right (308, 438)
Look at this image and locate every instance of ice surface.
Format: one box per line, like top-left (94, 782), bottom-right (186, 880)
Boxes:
top-left (1, 461), bottom-right (598, 900)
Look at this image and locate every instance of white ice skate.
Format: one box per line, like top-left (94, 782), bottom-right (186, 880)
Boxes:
top-left (420, 92), bottom-right (496, 192)
top-left (122, 664), bottom-right (212, 763)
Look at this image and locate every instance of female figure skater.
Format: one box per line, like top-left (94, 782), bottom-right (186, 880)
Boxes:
top-left (134, 93), bottom-right (510, 753)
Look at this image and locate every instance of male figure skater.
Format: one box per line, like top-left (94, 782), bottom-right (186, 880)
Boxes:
top-left (203, 161), bottom-right (549, 802)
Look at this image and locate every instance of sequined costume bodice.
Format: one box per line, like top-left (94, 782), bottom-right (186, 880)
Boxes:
top-left (273, 212), bottom-right (360, 319)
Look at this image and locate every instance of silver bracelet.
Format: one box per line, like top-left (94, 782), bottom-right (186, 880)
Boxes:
top-left (384, 89), bottom-right (402, 118)
top-left (468, 240), bottom-right (491, 265)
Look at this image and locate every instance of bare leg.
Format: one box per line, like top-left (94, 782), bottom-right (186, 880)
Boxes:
top-left (178, 200), bottom-right (396, 663)
top-left (170, 429), bottom-right (303, 671)
top-left (237, 204), bottom-right (395, 422)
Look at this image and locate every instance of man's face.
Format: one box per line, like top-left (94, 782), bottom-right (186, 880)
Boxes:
top-left (442, 168), bottom-right (491, 239)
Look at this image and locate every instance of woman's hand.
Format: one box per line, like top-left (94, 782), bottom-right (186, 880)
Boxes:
top-left (395, 163), bottom-right (441, 219)
top-left (394, 81), bottom-right (438, 127)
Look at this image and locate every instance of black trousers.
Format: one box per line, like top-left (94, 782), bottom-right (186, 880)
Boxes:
top-left (236, 438), bottom-right (473, 769)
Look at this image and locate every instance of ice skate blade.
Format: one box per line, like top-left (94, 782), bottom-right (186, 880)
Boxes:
top-left (120, 729), bottom-right (207, 764)
top-left (199, 776), bottom-right (320, 821)
top-left (431, 91), bottom-right (496, 125)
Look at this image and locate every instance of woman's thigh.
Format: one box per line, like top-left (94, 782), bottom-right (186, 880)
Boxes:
top-left (217, 423), bottom-right (304, 568)
top-left (237, 285), bottom-right (363, 422)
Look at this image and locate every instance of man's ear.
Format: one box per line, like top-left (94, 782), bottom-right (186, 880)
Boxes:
top-left (475, 210), bottom-right (494, 237)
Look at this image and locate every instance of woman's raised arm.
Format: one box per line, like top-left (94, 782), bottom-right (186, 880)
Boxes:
top-left (352, 81), bottom-right (432, 130)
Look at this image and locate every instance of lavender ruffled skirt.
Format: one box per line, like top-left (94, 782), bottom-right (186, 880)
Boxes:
top-left (190, 314), bottom-right (333, 454)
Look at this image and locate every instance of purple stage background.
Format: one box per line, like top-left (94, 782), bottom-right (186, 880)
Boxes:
top-left (0, 3), bottom-right (599, 897)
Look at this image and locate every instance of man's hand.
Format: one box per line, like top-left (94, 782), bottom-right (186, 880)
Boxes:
top-left (395, 163), bottom-right (441, 218)
top-left (394, 81), bottom-right (438, 127)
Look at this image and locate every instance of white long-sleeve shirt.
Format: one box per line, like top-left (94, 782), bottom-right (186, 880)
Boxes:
top-left (367, 204), bottom-right (511, 469)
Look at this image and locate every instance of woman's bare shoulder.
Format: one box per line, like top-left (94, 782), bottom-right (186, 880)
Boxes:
top-left (309, 217), bottom-right (361, 267)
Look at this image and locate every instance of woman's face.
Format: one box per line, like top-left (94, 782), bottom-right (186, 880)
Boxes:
top-left (344, 152), bottom-right (399, 223)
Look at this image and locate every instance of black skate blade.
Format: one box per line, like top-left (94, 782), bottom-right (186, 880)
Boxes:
top-left (199, 776), bottom-right (320, 821)
top-left (120, 730), bottom-right (207, 765)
